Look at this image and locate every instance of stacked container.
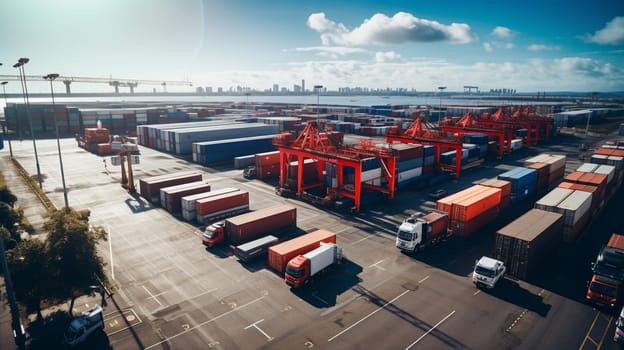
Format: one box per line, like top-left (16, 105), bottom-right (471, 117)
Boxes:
top-left (286, 159), bottom-right (319, 189)
top-left (535, 188), bottom-right (592, 242)
top-left (494, 209), bottom-right (563, 279)
top-left (436, 185), bottom-right (502, 237)
top-left (139, 171), bottom-right (203, 203)
top-left (193, 135), bottom-right (276, 165)
top-left (181, 187), bottom-right (239, 221)
top-left (391, 143), bottom-right (424, 188)
top-left (255, 151), bottom-right (281, 179)
top-left (196, 190), bottom-right (250, 224)
top-left (479, 179), bottom-right (512, 211)
top-left (234, 155), bottom-right (256, 169)
top-left (497, 167), bottom-right (538, 202)
top-left (523, 154), bottom-right (566, 189)
top-left (159, 182), bottom-right (212, 213)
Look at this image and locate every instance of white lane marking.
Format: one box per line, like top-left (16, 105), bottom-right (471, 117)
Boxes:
top-left (244, 319), bottom-right (273, 341)
top-left (404, 310), bottom-right (456, 350)
top-left (142, 285), bottom-right (163, 306)
top-left (189, 288), bottom-right (218, 300)
top-left (108, 224), bottom-right (115, 280)
top-left (144, 295), bottom-right (266, 349)
top-left (328, 289), bottom-right (410, 342)
top-left (473, 290), bottom-right (481, 296)
top-left (368, 259), bottom-right (386, 270)
top-left (418, 275), bottom-right (430, 284)
top-left (351, 235), bottom-right (372, 245)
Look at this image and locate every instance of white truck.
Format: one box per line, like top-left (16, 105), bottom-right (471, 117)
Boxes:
top-left (395, 211), bottom-right (449, 253)
top-left (64, 305), bottom-right (104, 347)
top-left (285, 242), bottom-right (343, 288)
top-left (472, 256), bottom-right (506, 289)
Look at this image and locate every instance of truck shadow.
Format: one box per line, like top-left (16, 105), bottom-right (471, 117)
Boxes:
top-left (485, 278), bottom-right (552, 317)
top-left (124, 192), bottom-right (156, 213)
top-left (290, 258), bottom-right (363, 308)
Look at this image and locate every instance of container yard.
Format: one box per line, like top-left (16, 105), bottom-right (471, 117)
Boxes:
top-left (3, 98), bottom-right (624, 350)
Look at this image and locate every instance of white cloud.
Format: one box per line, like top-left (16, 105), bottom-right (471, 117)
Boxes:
top-left (375, 51), bottom-right (402, 62)
top-left (295, 46), bottom-right (366, 57)
top-left (491, 26), bottom-right (515, 38)
top-left (307, 12), bottom-right (477, 46)
top-left (483, 43), bottom-right (493, 52)
top-left (582, 16), bottom-right (624, 45)
top-left (482, 41), bottom-right (513, 52)
top-left (528, 44), bottom-right (560, 51)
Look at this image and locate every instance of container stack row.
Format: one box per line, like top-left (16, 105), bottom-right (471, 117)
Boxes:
top-left (436, 185), bottom-right (502, 237)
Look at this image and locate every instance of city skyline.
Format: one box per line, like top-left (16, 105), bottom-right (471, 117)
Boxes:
top-left (1, 0), bottom-right (623, 93)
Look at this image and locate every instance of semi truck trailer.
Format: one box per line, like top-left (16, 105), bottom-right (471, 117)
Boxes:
top-left (268, 229), bottom-right (336, 274)
top-left (202, 205), bottom-right (296, 248)
top-left (285, 242), bottom-right (343, 287)
top-left (587, 233), bottom-right (624, 307)
top-left (233, 235), bottom-right (279, 262)
top-left (395, 211), bottom-right (449, 253)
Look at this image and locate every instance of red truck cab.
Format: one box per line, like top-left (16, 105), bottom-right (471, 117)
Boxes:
top-left (202, 222), bottom-right (225, 247)
top-left (285, 255), bottom-right (309, 288)
top-left (586, 274), bottom-right (620, 307)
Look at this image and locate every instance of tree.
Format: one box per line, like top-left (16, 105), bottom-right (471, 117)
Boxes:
top-left (0, 202), bottom-right (21, 231)
top-left (5, 238), bottom-right (50, 321)
top-left (0, 185), bottom-right (17, 207)
top-left (44, 207), bottom-right (108, 315)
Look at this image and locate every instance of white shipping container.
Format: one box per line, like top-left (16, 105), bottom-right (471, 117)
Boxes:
top-left (577, 163), bottom-right (600, 173)
top-left (361, 168), bottom-right (382, 182)
top-left (607, 156), bottom-right (624, 170)
top-left (556, 190), bottom-right (592, 226)
top-left (594, 165), bottom-right (615, 184)
top-left (397, 167), bottom-right (423, 182)
top-left (535, 188), bottom-right (574, 211)
top-left (182, 209), bottom-right (196, 221)
top-left (181, 187), bottom-right (239, 212)
top-left (304, 242), bottom-right (338, 276)
top-left (544, 154), bottom-right (566, 172)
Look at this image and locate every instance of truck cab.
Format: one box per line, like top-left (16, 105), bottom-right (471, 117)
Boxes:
top-left (243, 166), bottom-right (256, 179)
top-left (472, 256), bottom-right (506, 289)
top-left (285, 242), bottom-right (342, 288)
top-left (285, 255), bottom-right (309, 288)
top-left (586, 274), bottom-right (620, 307)
top-left (202, 222), bottom-right (225, 247)
top-left (64, 305), bottom-right (104, 347)
top-left (395, 213), bottom-right (426, 252)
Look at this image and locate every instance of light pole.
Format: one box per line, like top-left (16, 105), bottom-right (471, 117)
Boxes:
top-left (314, 85), bottom-right (323, 119)
top-left (1, 81), bottom-right (13, 158)
top-left (438, 86), bottom-right (446, 120)
top-left (44, 73), bottom-right (69, 208)
top-left (14, 58), bottom-right (43, 189)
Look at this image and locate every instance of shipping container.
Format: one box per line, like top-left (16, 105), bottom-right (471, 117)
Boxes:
top-left (268, 229), bottom-right (336, 274)
top-left (160, 182), bottom-right (211, 213)
top-left (494, 209), bottom-right (563, 279)
top-left (181, 187), bottom-right (239, 221)
top-left (196, 190), bottom-right (250, 223)
top-left (139, 171), bottom-right (203, 203)
top-left (497, 167), bottom-right (538, 202)
top-left (224, 205), bottom-right (297, 246)
top-left (449, 205), bottom-right (500, 238)
top-left (234, 235), bottom-right (279, 262)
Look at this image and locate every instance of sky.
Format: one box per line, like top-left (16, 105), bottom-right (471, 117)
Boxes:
top-left (1, 0), bottom-right (623, 93)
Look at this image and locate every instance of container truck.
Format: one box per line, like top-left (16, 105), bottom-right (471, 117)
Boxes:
top-left (202, 205), bottom-right (296, 248)
top-left (233, 235), bottom-right (279, 262)
top-left (395, 211), bottom-right (449, 253)
top-left (196, 190), bottom-right (250, 224)
top-left (268, 229), bottom-right (336, 274)
top-left (586, 233), bottom-right (624, 307)
top-left (285, 242), bottom-right (342, 288)
top-left (472, 256), bottom-right (506, 289)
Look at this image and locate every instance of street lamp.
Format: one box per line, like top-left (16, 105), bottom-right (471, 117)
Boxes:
top-left (314, 85), bottom-right (323, 119)
top-left (1, 81), bottom-right (13, 158)
top-left (438, 86), bottom-right (446, 120)
top-left (44, 73), bottom-right (69, 208)
top-left (13, 58), bottom-right (43, 189)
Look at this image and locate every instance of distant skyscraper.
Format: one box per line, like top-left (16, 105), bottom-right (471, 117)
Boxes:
top-left (301, 79), bottom-right (305, 93)
top-left (206, 86), bottom-right (212, 94)
top-left (273, 84), bottom-right (279, 93)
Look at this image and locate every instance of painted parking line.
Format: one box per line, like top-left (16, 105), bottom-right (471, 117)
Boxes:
top-left (368, 259), bottom-right (386, 271)
top-left (418, 275), bottom-right (430, 284)
top-left (244, 319), bottom-right (273, 341)
top-left (328, 289), bottom-right (410, 342)
top-left (142, 285), bottom-right (163, 306)
top-left (404, 310), bottom-right (456, 350)
top-left (105, 308), bottom-right (143, 336)
top-left (578, 310), bottom-right (613, 350)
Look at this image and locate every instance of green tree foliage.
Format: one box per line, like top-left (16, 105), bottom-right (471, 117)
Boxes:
top-left (0, 226), bottom-right (17, 250)
top-left (5, 239), bottom-right (49, 320)
top-left (0, 185), bottom-right (18, 207)
top-left (0, 202), bottom-right (21, 231)
top-left (44, 207), bottom-right (108, 314)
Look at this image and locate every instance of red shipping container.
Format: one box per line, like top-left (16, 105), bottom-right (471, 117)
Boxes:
top-left (97, 143), bottom-right (112, 155)
top-left (255, 151), bottom-right (280, 167)
top-left (256, 164), bottom-right (280, 179)
top-left (451, 186), bottom-right (501, 222)
top-left (547, 166), bottom-right (565, 185)
top-left (450, 205), bottom-right (500, 238)
top-left (480, 179), bottom-right (512, 198)
top-left (162, 183), bottom-right (212, 213)
top-left (196, 191), bottom-right (249, 216)
top-left (139, 172), bottom-right (202, 202)
top-left (527, 162), bottom-right (550, 190)
top-left (225, 205), bottom-right (297, 246)
top-left (268, 229), bottom-right (336, 274)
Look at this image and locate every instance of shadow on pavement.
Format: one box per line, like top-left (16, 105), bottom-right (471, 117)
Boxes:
top-left (26, 310), bottom-right (111, 350)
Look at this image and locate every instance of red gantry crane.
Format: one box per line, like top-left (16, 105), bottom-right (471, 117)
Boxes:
top-left (477, 106), bottom-right (552, 146)
top-left (440, 113), bottom-right (515, 159)
top-left (386, 117), bottom-right (466, 178)
top-left (273, 121), bottom-right (398, 213)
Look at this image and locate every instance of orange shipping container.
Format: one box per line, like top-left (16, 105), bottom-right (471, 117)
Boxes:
top-left (451, 186), bottom-right (502, 222)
